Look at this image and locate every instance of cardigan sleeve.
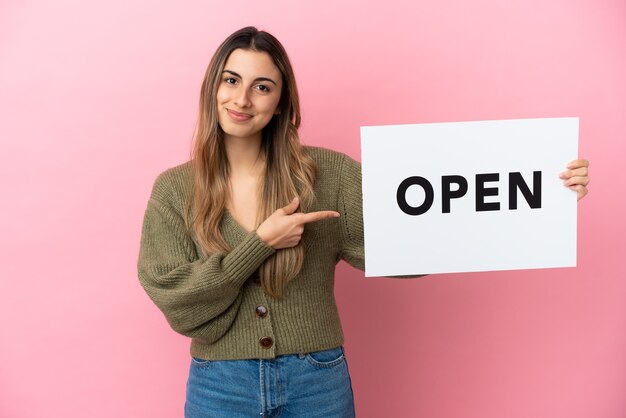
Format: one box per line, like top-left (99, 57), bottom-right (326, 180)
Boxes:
top-left (137, 186), bottom-right (275, 343)
top-left (337, 153), bottom-right (366, 271)
top-left (336, 152), bottom-right (427, 279)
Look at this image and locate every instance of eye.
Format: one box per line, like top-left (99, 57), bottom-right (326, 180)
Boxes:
top-left (255, 84), bottom-right (270, 93)
top-left (223, 77), bottom-right (238, 85)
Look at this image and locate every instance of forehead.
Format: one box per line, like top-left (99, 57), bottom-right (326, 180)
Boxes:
top-left (223, 49), bottom-right (282, 82)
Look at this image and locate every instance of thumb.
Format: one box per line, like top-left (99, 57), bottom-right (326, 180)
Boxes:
top-left (281, 197), bottom-right (300, 215)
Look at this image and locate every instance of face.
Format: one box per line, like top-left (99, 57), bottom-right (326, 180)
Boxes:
top-left (216, 49), bottom-right (283, 143)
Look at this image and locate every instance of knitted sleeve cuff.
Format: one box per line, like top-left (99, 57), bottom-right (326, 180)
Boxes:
top-left (221, 231), bottom-right (276, 289)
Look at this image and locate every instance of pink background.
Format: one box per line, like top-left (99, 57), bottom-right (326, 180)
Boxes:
top-left (1, 0), bottom-right (624, 417)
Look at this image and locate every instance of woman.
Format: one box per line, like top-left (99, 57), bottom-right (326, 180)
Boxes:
top-left (138, 27), bottom-right (590, 417)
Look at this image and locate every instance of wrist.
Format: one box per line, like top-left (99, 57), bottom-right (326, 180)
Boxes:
top-left (255, 225), bottom-right (274, 248)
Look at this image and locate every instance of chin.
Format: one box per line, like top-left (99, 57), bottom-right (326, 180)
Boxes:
top-left (222, 127), bottom-right (260, 141)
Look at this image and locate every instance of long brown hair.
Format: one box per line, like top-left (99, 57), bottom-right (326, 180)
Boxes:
top-left (187, 26), bottom-right (316, 298)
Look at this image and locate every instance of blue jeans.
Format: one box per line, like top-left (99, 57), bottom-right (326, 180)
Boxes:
top-left (184, 346), bottom-right (355, 418)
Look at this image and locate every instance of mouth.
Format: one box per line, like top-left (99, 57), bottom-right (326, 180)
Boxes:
top-left (226, 109), bottom-right (253, 122)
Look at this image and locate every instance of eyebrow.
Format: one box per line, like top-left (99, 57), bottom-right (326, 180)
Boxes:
top-left (222, 70), bottom-right (278, 86)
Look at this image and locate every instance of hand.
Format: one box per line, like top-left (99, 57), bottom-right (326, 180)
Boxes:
top-left (256, 197), bottom-right (340, 249)
top-left (560, 159), bottom-right (590, 201)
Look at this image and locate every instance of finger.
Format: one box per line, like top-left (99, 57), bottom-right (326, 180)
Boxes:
top-left (274, 236), bottom-right (301, 249)
top-left (299, 210), bottom-right (340, 224)
top-left (564, 176), bottom-right (590, 187)
top-left (280, 197), bottom-right (300, 215)
top-left (286, 235), bottom-right (302, 248)
top-left (568, 184), bottom-right (588, 200)
top-left (566, 159), bottom-right (589, 169)
top-left (559, 167), bottom-right (589, 179)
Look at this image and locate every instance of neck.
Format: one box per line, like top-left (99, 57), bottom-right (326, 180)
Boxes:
top-left (224, 134), bottom-right (265, 176)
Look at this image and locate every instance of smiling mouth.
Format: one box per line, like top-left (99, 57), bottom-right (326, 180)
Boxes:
top-left (226, 109), bottom-right (253, 122)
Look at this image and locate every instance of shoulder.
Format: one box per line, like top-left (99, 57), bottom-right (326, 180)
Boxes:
top-left (304, 147), bottom-right (362, 207)
top-left (149, 161), bottom-right (193, 211)
top-left (304, 146), bottom-right (361, 176)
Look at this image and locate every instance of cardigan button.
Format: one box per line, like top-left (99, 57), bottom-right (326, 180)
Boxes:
top-left (255, 305), bottom-right (268, 318)
top-left (259, 336), bottom-right (273, 349)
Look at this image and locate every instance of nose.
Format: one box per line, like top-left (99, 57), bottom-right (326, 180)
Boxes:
top-left (234, 87), bottom-right (251, 108)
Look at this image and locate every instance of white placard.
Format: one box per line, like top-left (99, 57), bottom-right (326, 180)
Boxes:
top-left (360, 117), bottom-right (578, 277)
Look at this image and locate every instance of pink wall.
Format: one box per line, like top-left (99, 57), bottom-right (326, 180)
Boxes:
top-left (1, 0), bottom-right (624, 417)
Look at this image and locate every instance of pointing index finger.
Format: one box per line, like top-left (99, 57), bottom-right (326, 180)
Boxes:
top-left (299, 211), bottom-right (341, 224)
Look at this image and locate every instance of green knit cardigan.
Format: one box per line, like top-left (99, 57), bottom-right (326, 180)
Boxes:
top-left (138, 147), bottom-right (367, 360)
